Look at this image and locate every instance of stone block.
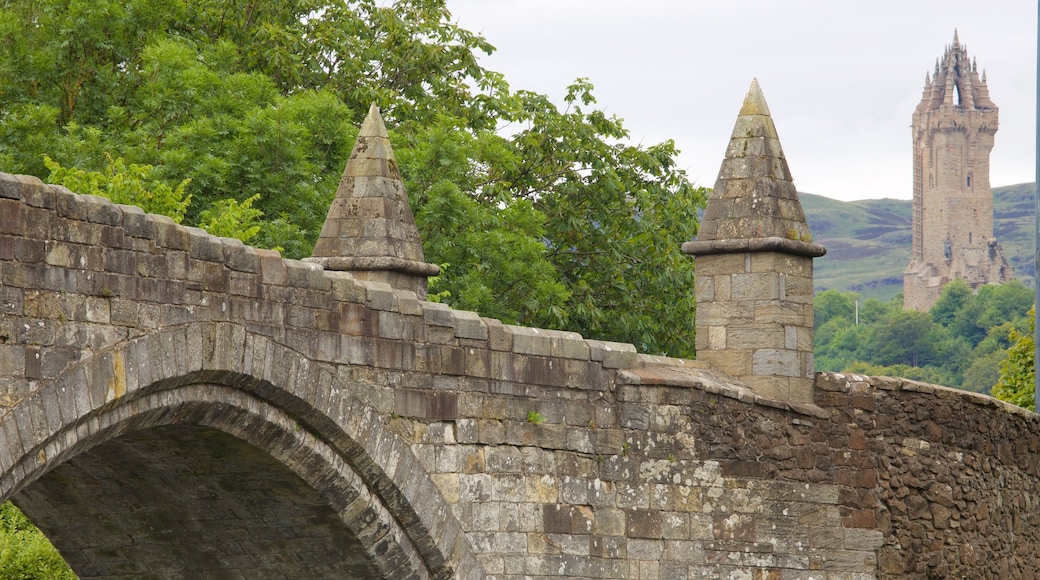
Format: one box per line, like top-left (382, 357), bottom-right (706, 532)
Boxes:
top-left (783, 274), bottom-right (814, 303)
top-left (284, 260), bottom-right (329, 292)
top-left (601, 348), bottom-right (638, 370)
top-left (697, 349), bottom-right (751, 377)
top-left (452, 310), bottom-right (488, 341)
top-left (754, 300), bottom-right (806, 326)
top-left (0, 172), bottom-right (24, 200)
top-left (548, 330), bottom-right (590, 360)
top-left (749, 252), bottom-right (811, 276)
top-left (625, 509), bottom-right (662, 539)
top-left (526, 474), bottom-right (559, 504)
top-left (491, 474), bottom-right (525, 503)
top-left (257, 249), bottom-right (287, 285)
top-left (589, 508), bottom-right (625, 538)
top-left (694, 275), bottom-right (714, 302)
top-left (692, 253), bottom-right (748, 276)
top-left (695, 300), bottom-right (754, 326)
top-left (363, 280), bottom-right (397, 311)
top-left (483, 318), bottom-right (512, 351)
top-left (184, 227), bottom-right (222, 262)
top-left (586, 339), bottom-right (635, 363)
top-left (119, 205), bottom-right (155, 239)
top-left (509, 325), bottom-right (552, 356)
top-left (521, 356), bottom-right (565, 387)
top-left (0, 198), bottom-right (21, 234)
top-left (742, 374), bottom-right (783, 401)
top-left (730, 272), bottom-right (779, 301)
top-left (726, 325), bottom-right (784, 350)
top-left (222, 240), bottom-right (260, 273)
top-left (752, 348), bottom-right (799, 377)
top-left (421, 300), bottom-right (454, 327)
top-left (663, 539), bottom-right (705, 562)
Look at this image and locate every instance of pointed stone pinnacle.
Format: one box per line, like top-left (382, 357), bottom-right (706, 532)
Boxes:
top-left (682, 79), bottom-right (825, 258)
top-left (738, 78), bottom-right (772, 117)
top-left (306, 103), bottom-right (439, 297)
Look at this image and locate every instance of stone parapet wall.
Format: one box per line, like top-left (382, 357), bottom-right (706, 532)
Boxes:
top-left (4, 169), bottom-right (1040, 577)
top-left (403, 369), bottom-right (882, 578)
top-left (815, 374), bottom-right (1040, 579)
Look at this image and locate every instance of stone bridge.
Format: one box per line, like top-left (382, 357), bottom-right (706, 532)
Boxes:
top-left (2, 84), bottom-right (1040, 579)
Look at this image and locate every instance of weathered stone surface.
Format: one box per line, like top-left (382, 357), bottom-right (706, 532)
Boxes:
top-left (684, 79), bottom-right (822, 405)
top-left (307, 103), bottom-right (438, 298)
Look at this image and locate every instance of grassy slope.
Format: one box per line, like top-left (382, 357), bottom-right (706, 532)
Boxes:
top-left (800, 183), bottom-right (1035, 301)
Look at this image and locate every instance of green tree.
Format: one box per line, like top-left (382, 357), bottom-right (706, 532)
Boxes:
top-left (0, 502), bottom-right (74, 579)
top-left (948, 281), bottom-right (1033, 347)
top-left (994, 306), bottom-right (1035, 410)
top-left (962, 349), bottom-right (1006, 395)
top-left (43, 155), bottom-right (191, 223)
top-left (868, 309), bottom-right (940, 367)
top-left (930, 278), bottom-right (972, 328)
top-left (814, 289), bottom-right (858, 331)
top-left (0, 0), bottom-right (705, 356)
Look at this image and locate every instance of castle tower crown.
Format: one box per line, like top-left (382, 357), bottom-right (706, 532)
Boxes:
top-left (917, 30), bottom-right (996, 114)
top-left (903, 31), bottom-right (1011, 312)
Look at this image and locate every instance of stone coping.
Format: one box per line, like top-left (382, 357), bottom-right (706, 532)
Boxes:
top-left (303, 255), bottom-right (440, 276)
top-left (682, 236), bottom-right (826, 258)
top-left (618, 360), bottom-right (830, 419)
top-left (817, 372), bottom-right (1040, 420)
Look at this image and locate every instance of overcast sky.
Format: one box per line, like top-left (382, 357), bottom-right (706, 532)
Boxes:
top-left (446, 0), bottom-right (1036, 202)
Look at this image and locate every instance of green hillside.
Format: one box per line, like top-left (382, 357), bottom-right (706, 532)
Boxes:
top-left (801, 183), bottom-right (1036, 301)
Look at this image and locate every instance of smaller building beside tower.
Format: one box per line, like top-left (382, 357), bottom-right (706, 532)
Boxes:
top-left (903, 31), bottom-right (1013, 312)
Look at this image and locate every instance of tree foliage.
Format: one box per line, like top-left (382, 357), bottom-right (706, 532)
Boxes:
top-left (0, 0), bottom-right (706, 356)
top-left (993, 306), bottom-right (1035, 410)
top-left (814, 281), bottom-right (1033, 395)
top-left (43, 155), bottom-right (192, 223)
top-left (0, 502), bottom-right (74, 579)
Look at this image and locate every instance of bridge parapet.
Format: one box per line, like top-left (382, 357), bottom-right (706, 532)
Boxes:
top-left (4, 87), bottom-right (1040, 578)
top-left (0, 162), bottom-right (873, 577)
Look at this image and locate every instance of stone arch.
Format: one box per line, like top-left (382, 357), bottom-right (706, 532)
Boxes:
top-left (0, 322), bottom-right (482, 579)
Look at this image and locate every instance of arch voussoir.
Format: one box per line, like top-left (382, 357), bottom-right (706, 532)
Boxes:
top-left (1, 322), bottom-right (483, 579)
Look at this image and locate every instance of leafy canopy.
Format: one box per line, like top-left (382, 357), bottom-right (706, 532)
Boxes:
top-left (993, 306), bottom-right (1036, 410)
top-left (814, 281), bottom-right (1033, 395)
top-left (0, 0), bottom-right (705, 357)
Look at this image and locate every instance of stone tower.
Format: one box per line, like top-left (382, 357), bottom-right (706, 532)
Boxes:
top-left (684, 79), bottom-right (826, 404)
top-left (306, 103), bottom-right (440, 298)
top-left (903, 31), bottom-right (1012, 312)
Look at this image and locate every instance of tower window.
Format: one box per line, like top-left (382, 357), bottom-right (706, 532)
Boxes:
top-left (967, 174), bottom-right (972, 187)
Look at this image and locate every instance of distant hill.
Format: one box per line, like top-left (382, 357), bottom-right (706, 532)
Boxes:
top-left (801, 183), bottom-right (1036, 302)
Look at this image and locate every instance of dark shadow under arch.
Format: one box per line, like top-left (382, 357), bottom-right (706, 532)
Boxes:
top-left (6, 384), bottom-right (436, 579)
top-left (17, 424), bottom-right (384, 579)
top-left (0, 323), bottom-right (482, 579)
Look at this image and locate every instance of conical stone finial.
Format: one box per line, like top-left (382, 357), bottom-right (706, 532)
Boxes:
top-left (306, 103), bottom-right (439, 298)
top-left (683, 79), bottom-right (825, 406)
top-left (683, 79), bottom-right (826, 257)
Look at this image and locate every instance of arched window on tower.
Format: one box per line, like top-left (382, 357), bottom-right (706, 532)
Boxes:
top-left (967, 173), bottom-right (972, 188)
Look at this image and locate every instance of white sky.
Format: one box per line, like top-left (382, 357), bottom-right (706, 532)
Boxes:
top-left (447, 0), bottom-right (1037, 202)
